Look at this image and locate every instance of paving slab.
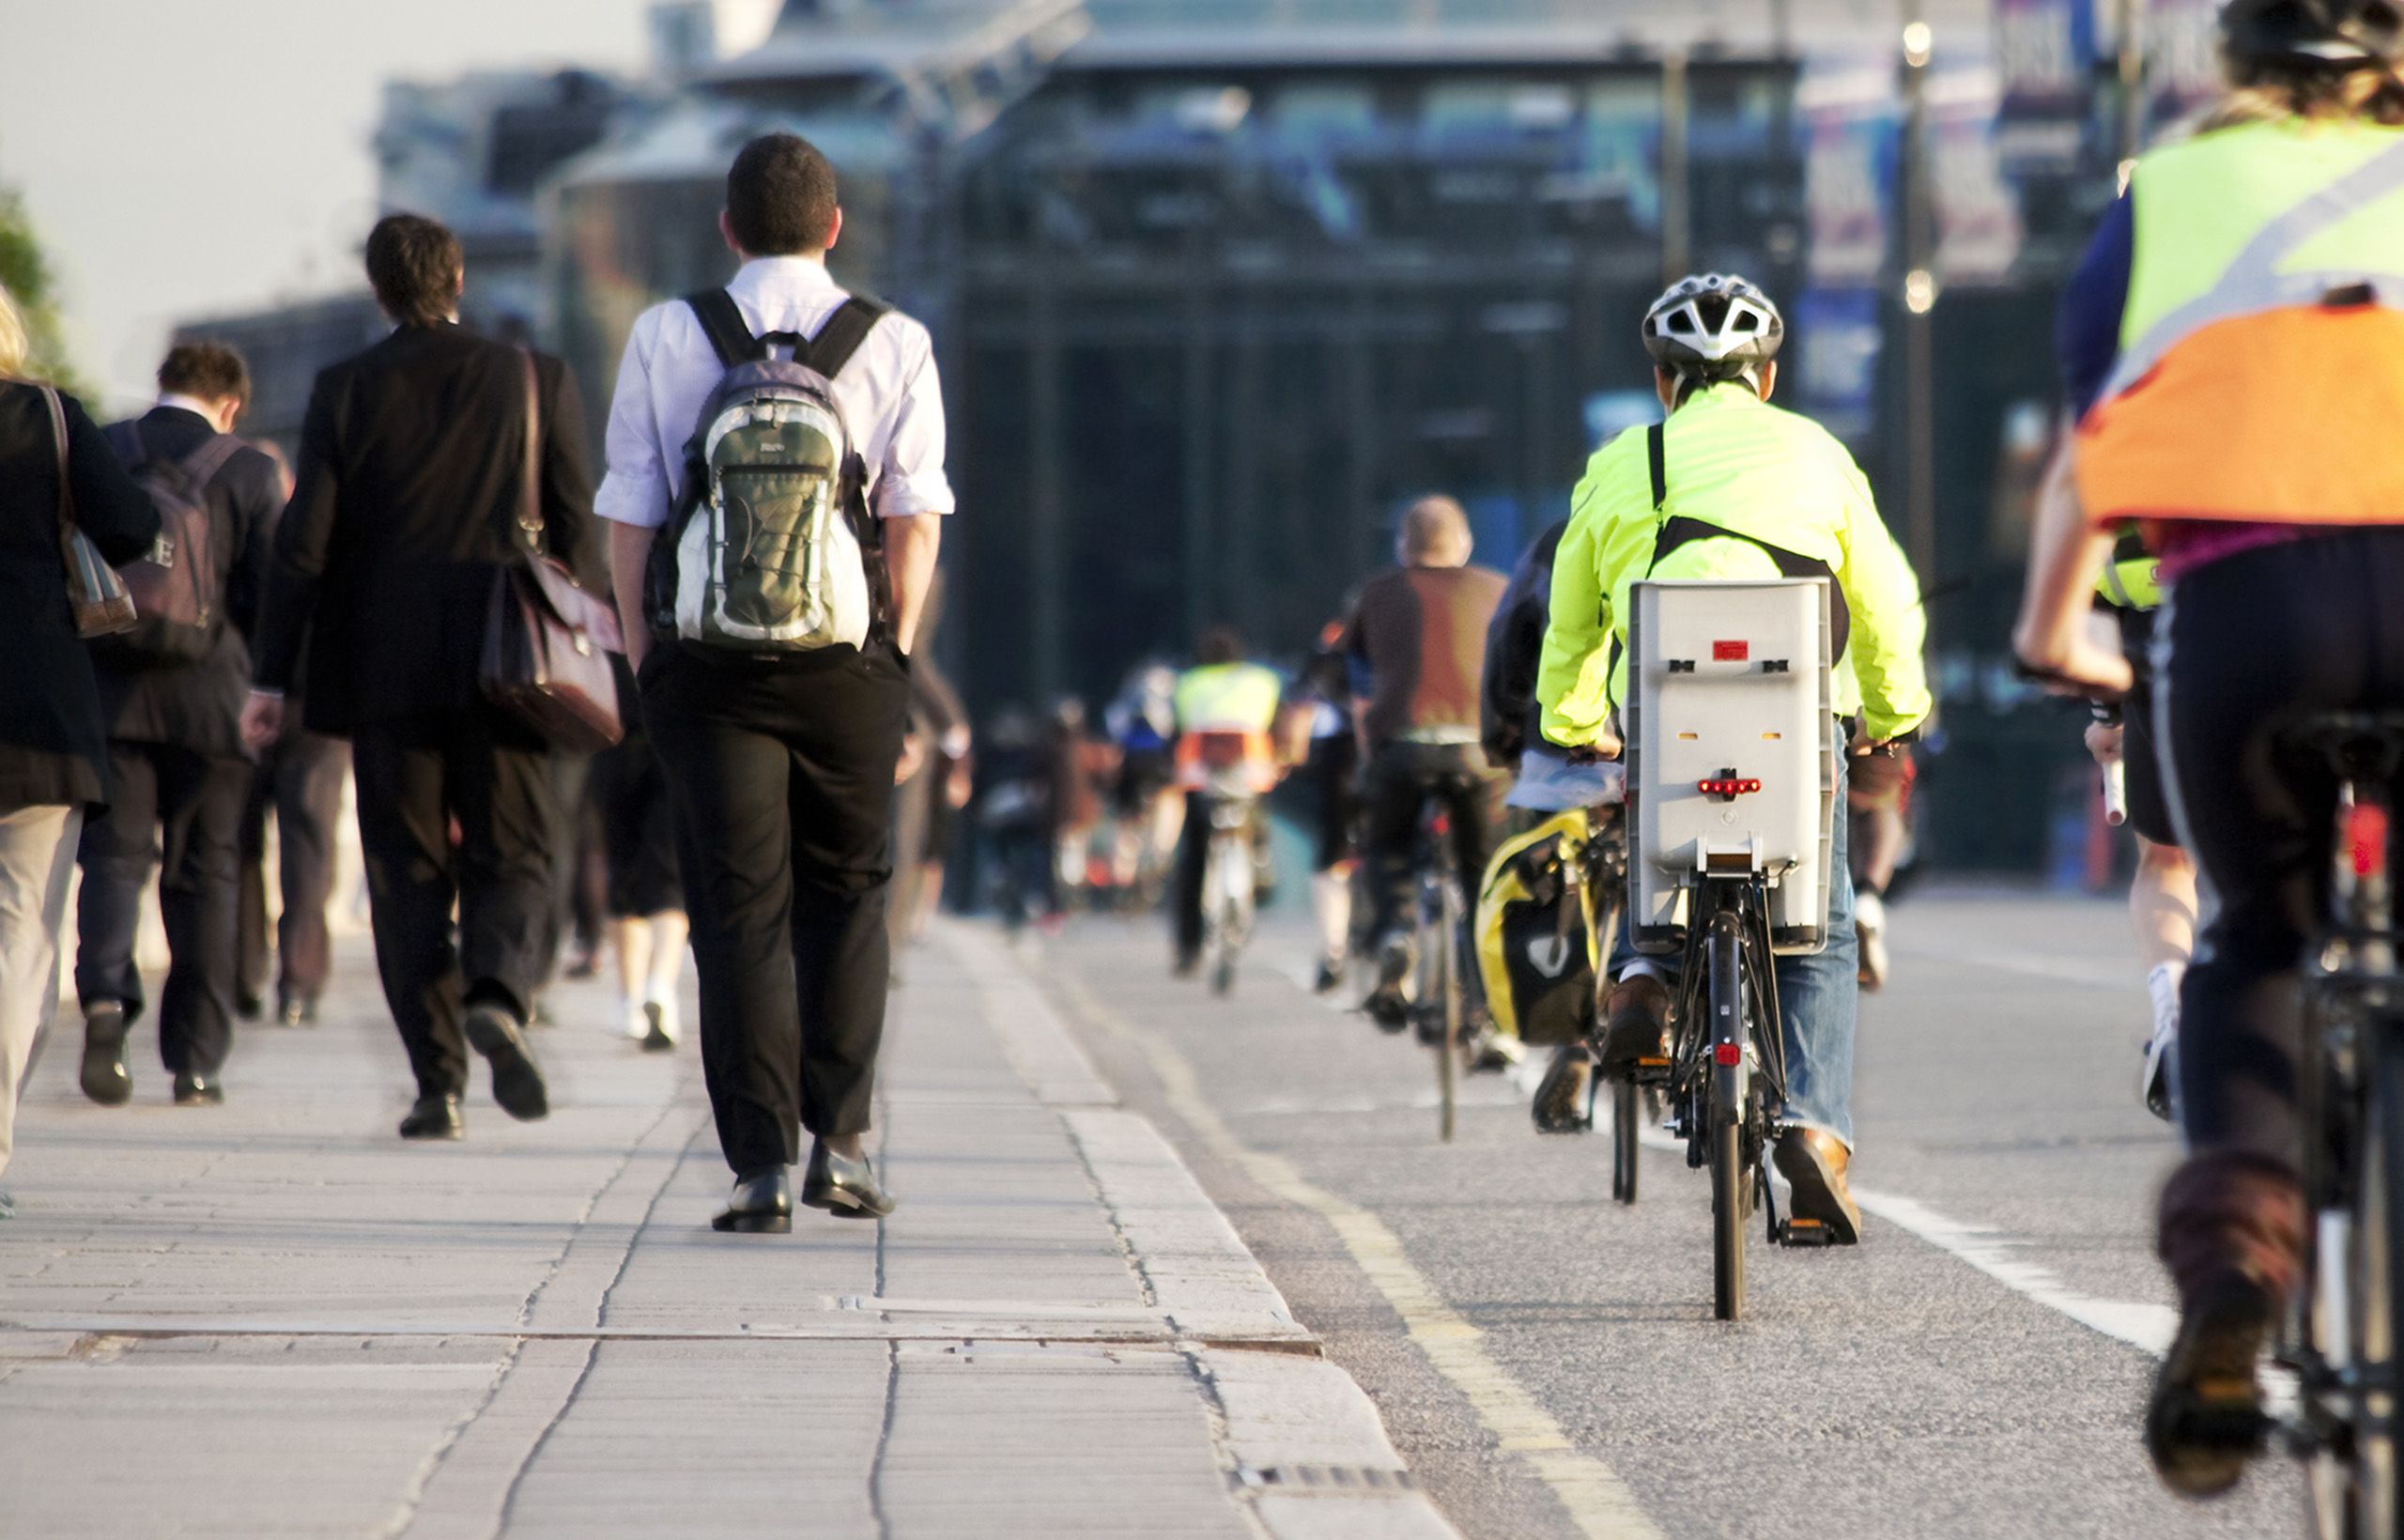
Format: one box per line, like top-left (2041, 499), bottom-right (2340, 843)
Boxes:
top-left (0, 917), bottom-right (1449, 1538)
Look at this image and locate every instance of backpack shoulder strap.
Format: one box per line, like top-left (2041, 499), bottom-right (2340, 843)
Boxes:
top-left (1645, 421), bottom-right (1667, 513)
top-left (181, 432), bottom-right (244, 488)
top-left (684, 289), bottom-right (760, 370)
top-left (803, 296), bottom-right (891, 380)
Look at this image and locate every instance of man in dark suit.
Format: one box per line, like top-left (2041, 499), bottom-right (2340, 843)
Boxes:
top-left (243, 213), bottom-right (599, 1140)
top-left (75, 343), bottom-right (281, 1107)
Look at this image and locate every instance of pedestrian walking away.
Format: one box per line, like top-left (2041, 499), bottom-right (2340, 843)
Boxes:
top-left (243, 213), bottom-right (603, 1142)
top-left (0, 279), bottom-right (160, 1212)
top-left (76, 341), bottom-right (282, 1110)
top-left (597, 133), bottom-right (952, 1233)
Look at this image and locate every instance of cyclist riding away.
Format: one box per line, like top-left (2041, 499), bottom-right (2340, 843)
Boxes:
top-left (2014, 0), bottom-right (2404, 1495)
top-left (1345, 497), bottom-right (1512, 1057)
top-left (1537, 273), bottom-right (1932, 1244)
top-left (1168, 626), bottom-right (1282, 978)
top-left (1289, 618), bottom-right (1363, 994)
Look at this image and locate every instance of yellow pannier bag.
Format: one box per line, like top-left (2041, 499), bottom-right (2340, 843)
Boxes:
top-left (1474, 809), bottom-right (1602, 1046)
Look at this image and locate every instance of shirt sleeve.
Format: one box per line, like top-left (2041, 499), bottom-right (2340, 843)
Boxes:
top-left (2058, 192), bottom-right (2134, 422)
top-left (871, 325), bottom-right (955, 519)
top-left (1536, 454), bottom-right (1624, 748)
top-left (594, 309), bottom-right (671, 530)
top-left (1830, 444), bottom-right (1934, 743)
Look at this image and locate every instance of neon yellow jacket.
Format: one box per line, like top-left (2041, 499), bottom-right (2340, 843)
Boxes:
top-left (1536, 385), bottom-right (1933, 747)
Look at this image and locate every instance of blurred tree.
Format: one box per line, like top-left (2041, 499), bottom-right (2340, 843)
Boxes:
top-left (0, 181), bottom-right (92, 397)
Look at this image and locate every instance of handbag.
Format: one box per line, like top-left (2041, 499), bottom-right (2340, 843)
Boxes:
top-left (35, 384), bottom-right (139, 638)
top-left (479, 350), bottom-right (624, 754)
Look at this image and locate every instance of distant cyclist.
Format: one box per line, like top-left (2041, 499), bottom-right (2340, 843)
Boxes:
top-left (1104, 663), bottom-right (1183, 907)
top-left (1168, 627), bottom-right (1283, 978)
top-left (1343, 498), bottom-right (1511, 1052)
top-left (1289, 619), bottom-right (1364, 993)
top-left (1537, 273), bottom-right (1932, 1243)
top-left (2014, 0), bottom-right (2404, 1495)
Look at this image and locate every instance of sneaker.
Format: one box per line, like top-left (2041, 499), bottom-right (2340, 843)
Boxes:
top-left (1313, 957), bottom-right (1345, 996)
top-left (2141, 1017), bottom-right (2179, 1123)
top-left (619, 995), bottom-right (650, 1041)
top-left (1364, 934), bottom-right (1412, 1033)
top-left (1533, 1042), bottom-right (1595, 1134)
top-left (1595, 975), bottom-right (1672, 1077)
top-left (1855, 890), bottom-right (1889, 993)
top-left (1466, 1024), bottom-right (1521, 1073)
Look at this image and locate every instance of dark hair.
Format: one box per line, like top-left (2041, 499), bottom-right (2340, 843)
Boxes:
top-left (364, 213), bottom-right (464, 327)
top-left (725, 134), bottom-right (840, 255)
top-left (158, 341), bottom-right (250, 405)
top-left (1197, 624), bottom-right (1245, 667)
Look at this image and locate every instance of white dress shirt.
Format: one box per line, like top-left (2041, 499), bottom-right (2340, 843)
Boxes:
top-left (594, 254), bottom-right (954, 531)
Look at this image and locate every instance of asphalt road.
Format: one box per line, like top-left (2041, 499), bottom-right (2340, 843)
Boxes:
top-left (1018, 887), bottom-right (2305, 1540)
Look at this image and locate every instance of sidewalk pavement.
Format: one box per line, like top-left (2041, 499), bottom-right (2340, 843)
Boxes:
top-left (0, 920), bottom-right (1455, 1539)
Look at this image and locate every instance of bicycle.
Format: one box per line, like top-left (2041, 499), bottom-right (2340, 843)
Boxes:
top-left (1405, 795), bottom-right (1471, 1143)
top-left (1555, 808), bottom-right (1649, 1204)
top-left (1620, 577), bottom-right (1842, 1320)
top-left (2244, 711), bottom-right (2404, 1539)
top-left (1196, 778), bottom-right (1260, 997)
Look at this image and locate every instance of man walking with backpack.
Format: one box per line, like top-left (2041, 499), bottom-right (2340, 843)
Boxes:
top-left (598, 134), bottom-right (950, 1232)
top-left (76, 343), bottom-right (281, 1106)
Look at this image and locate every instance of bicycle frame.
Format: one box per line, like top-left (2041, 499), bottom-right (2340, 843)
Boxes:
top-left (1658, 874), bottom-right (1794, 1174)
top-left (2282, 718), bottom-right (2404, 1536)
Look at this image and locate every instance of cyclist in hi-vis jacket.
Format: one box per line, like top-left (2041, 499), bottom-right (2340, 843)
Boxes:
top-left (1536, 273), bottom-right (1932, 1244)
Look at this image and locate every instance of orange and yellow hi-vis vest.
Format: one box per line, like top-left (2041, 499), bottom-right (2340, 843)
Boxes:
top-left (2076, 119), bottom-right (2404, 533)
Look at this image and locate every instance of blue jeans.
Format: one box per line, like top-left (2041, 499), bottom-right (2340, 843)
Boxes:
top-left (1612, 761), bottom-right (1858, 1147)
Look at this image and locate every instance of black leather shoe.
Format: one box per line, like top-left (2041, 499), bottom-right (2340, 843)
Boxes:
top-left (172, 1072), bottom-right (223, 1106)
top-left (277, 993), bottom-right (317, 1028)
top-left (713, 1168), bottom-right (793, 1233)
top-left (1364, 934), bottom-right (1411, 1033)
top-left (802, 1141), bottom-right (896, 1220)
top-left (80, 1004), bottom-right (131, 1106)
top-left (234, 990), bottom-right (264, 1023)
top-left (1596, 975), bottom-right (1672, 1078)
top-left (399, 1095), bottom-right (464, 1140)
top-left (463, 1002), bottom-right (549, 1121)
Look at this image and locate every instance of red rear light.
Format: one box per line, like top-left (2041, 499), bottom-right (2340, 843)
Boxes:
top-left (1698, 778), bottom-right (1763, 797)
top-left (1713, 1043), bottom-right (1743, 1067)
top-left (2352, 802), bottom-right (2391, 879)
top-left (1713, 639), bottom-right (1749, 662)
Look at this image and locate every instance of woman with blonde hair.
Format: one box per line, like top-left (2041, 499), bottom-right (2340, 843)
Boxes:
top-left (2016, 0), bottom-right (2404, 1498)
top-left (0, 280), bottom-right (157, 1215)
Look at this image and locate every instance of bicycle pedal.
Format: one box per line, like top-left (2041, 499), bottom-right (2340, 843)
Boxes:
top-left (1776, 1217), bottom-right (1835, 1248)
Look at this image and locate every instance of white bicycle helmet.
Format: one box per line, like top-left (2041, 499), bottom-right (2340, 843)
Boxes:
top-left (1641, 273), bottom-right (1786, 389)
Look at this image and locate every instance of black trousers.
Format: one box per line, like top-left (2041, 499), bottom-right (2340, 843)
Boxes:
top-left (2161, 529), bottom-right (2404, 1168)
top-left (1358, 741), bottom-right (1506, 942)
top-left (594, 727), bottom-right (683, 918)
top-left (351, 709), bottom-right (559, 1101)
top-left (641, 641), bottom-right (910, 1175)
top-left (236, 726), bottom-right (348, 1007)
top-left (75, 740), bottom-right (253, 1076)
top-left (535, 752), bottom-right (596, 985)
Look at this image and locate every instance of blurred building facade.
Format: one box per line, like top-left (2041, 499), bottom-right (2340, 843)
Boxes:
top-left (177, 0), bottom-right (2222, 871)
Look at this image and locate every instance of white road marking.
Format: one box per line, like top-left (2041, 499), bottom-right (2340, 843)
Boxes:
top-left (1051, 971), bottom-right (1668, 1540)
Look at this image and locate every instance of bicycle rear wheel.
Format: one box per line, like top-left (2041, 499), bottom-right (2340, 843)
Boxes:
top-left (1436, 881), bottom-right (1459, 1144)
top-left (1706, 915), bottom-right (1750, 1322)
top-left (1612, 1080), bottom-right (1640, 1205)
top-left (2327, 1033), bottom-right (2404, 1539)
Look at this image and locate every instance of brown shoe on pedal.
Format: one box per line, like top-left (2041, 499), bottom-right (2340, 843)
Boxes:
top-left (1773, 1127), bottom-right (1862, 1245)
top-left (1595, 974), bottom-right (1671, 1078)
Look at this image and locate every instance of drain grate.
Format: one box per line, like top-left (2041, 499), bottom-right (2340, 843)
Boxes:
top-left (1234, 1465), bottom-right (1419, 1493)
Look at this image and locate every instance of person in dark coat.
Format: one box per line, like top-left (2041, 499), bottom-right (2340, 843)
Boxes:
top-left (74, 342), bottom-right (283, 1108)
top-left (0, 281), bottom-right (161, 1210)
top-left (242, 214), bottom-right (600, 1142)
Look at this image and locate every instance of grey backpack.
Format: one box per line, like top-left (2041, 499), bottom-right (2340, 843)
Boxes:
top-left (644, 288), bottom-right (892, 652)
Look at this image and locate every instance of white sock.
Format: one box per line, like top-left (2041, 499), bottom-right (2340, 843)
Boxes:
top-left (2147, 961), bottom-right (2185, 1040)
